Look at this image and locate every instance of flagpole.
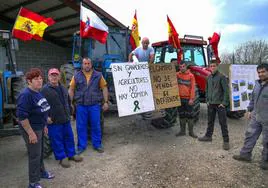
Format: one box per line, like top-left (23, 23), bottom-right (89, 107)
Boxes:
top-left (12, 7), bottom-right (23, 38)
top-left (171, 36), bottom-right (177, 49)
top-left (79, 2), bottom-right (83, 64)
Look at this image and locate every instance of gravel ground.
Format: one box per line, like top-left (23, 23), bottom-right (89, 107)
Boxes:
top-left (0, 104), bottom-right (268, 188)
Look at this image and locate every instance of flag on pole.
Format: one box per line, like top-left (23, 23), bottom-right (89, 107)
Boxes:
top-left (12, 7), bottom-right (55, 41)
top-left (167, 15), bottom-right (182, 62)
top-left (129, 10), bottom-right (140, 50)
top-left (208, 32), bottom-right (221, 63)
top-left (80, 4), bottom-right (109, 44)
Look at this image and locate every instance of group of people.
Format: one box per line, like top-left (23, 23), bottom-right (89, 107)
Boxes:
top-left (129, 37), bottom-right (230, 150)
top-left (16, 36), bottom-right (268, 188)
top-left (129, 37), bottom-right (268, 170)
top-left (16, 58), bottom-right (108, 188)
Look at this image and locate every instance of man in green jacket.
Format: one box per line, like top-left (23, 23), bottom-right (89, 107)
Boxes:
top-left (198, 60), bottom-right (230, 150)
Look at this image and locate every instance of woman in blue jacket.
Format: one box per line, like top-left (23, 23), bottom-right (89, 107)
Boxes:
top-left (16, 68), bottom-right (55, 188)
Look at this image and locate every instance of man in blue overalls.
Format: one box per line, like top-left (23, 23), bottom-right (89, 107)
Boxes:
top-left (41, 68), bottom-right (83, 168)
top-left (69, 57), bottom-right (109, 154)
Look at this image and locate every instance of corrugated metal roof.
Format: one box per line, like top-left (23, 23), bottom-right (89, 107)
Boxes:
top-left (0, 0), bottom-right (128, 47)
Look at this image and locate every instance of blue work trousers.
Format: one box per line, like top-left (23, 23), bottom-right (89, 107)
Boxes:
top-left (48, 121), bottom-right (76, 160)
top-left (76, 104), bottom-right (102, 151)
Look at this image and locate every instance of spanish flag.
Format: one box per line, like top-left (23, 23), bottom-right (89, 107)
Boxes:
top-left (12, 7), bottom-right (55, 41)
top-left (167, 15), bottom-right (181, 49)
top-left (129, 10), bottom-right (140, 50)
top-left (167, 15), bottom-right (182, 63)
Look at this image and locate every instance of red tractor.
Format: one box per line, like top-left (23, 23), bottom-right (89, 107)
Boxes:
top-left (151, 35), bottom-right (245, 123)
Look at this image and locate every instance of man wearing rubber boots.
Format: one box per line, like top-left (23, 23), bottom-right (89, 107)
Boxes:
top-left (175, 61), bottom-right (197, 138)
top-left (69, 57), bottom-right (109, 154)
top-left (233, 63), bottom-right (268, 170)
top-left (198, 60), bottom-right (230, 150)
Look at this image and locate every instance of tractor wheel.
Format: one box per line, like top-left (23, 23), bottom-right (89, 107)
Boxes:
top-left (105, 72), bottom-right (117, 107)
top-left (11, 76), bottom-right (27, 103)
top-left (43, 134), bottom-right (52, 159)
top-left (101, 110), bottom-right (104, 137)
top-left (192, 87), bottom-right (200, 123)
top-left (60, 64), bottom-right (75, 88)
top-left (227, 110), bottom-right (246, 119)
top-left (10, 76), bottom-right (27, 124)
top-left (60, 63), bottom-right (75, 119)
top-left (151, 107), bottom-right (178, 129)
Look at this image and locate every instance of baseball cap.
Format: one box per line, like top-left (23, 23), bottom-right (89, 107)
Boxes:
top-left (48, 68), bottom-right (60, 75)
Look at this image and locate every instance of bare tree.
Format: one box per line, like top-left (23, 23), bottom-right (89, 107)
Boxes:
top-left (220, 40), bottom-right (268, 64)
top-left (221, 51), bottom-right (234, 64)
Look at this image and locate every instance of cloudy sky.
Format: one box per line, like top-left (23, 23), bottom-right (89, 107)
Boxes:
top-left (91, 0), bottom-right (268, 54)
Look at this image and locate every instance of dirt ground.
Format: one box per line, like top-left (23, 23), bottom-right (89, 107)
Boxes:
top-left (1, 104), bottom-right (268, 188)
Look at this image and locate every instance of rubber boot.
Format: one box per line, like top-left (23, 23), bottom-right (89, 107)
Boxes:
top-left (188, 119), bottom-right (197, 138)
top-left (176, 118), bottom-right (186, 137)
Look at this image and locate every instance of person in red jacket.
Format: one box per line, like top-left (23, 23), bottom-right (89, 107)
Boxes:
top-left (175, 61), bottom-right (197, 138)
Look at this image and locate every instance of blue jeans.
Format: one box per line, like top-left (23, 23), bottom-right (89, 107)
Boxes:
top-left (76, 104), bottom-right (102, 151)
top-left (48, 121), bottom-right (76, 160)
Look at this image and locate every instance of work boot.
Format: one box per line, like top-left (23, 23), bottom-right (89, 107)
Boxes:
top-left (233, 154), bottom-right (251, 162)
top-left (94, 146), bottom-right (104, 153)
top-left (69, 155), bottom-right (83, 162)
top-left (223, 142), bottom-right (230, 150)
top-left (260, 161), bottom-right (268, 170)
top-left (28, 182), bottom-right (42, 188)
top-left (198, 135), bottom-right (212, 142)
top-left (60, 157), bottom-right (71, 168)
top-left (175, 118), bottom-right (186, 137)
top-left (188, 119), bottom-right (197, 138)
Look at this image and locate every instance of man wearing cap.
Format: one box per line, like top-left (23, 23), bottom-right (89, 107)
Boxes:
top-left (41, 68), bottom-right (83, 168)
top-left (68, 57), bottom-right (109, 154)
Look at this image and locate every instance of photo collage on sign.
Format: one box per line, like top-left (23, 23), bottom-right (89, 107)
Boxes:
top-left (230, 65), bottom-right (258, 111)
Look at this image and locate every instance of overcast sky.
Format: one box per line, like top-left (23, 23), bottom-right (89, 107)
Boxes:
top-left (91, 0), bottom-right (268, 54)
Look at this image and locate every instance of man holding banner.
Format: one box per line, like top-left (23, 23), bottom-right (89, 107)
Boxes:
top-left (128, 37), bottom-right (155, 120)
top-left (128, 37), bottom-right (155, 63)
top-left (175, 62), bottom-right (197, 138)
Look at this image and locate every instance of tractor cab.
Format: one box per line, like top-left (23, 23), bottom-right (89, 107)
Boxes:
top-left (152, 35), bottom-right (211, 98)
top-left (153, 35), bottom-right (208, 67)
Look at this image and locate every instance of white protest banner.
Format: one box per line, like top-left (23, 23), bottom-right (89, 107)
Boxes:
top-left (111, 62), bottom-right (155, 117)
top-left (229, 64), bottom-right (258, 111)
